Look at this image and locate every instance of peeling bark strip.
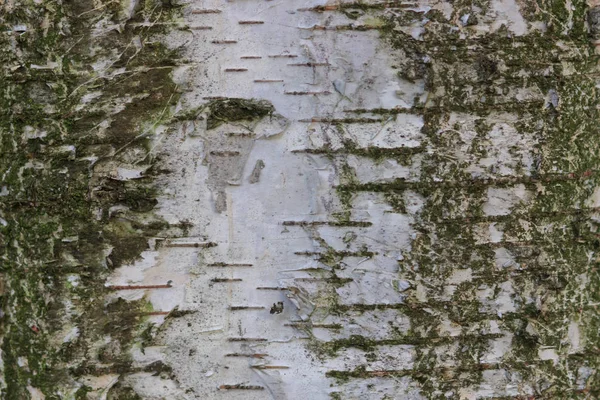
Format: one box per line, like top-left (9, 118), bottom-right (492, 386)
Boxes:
top-left (248, 159), bottom-right (265, 183)
top-left (210, 278), bottom-right (243, 283)
top-left (288, 62), bottom-right (331, 67)
top-left (206, 262), bottom-right (253, 267)
top-left (164, 239), bottom-right (217, 248)
top-left (191, 9), bottom-right (222, 14)
top-left (284, 90), bottom-right (332, 95)
top-left (254, 79), bottom-right (284, 82)
top-left (285, 322), bottom-right (343, 329)
top-left (224, 353), bottom-right (268, 358)
top-left (107, 284), bottom-right (172, 290)
top-left (282, 220), bottom-right (372, 227)
top-left (219, 384), bottom-right (265, 390)
top-left (250, 365), bottom-right (290, 369)
top-left (4, 0), bottom-right (600, 399)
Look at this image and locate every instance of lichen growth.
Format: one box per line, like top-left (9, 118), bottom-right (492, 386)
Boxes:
top-left (0, 0), bottom-right (182, 397)
top-left (301, 0), bottom-right (600, 397)
top-left (203, 98), bottom-right (274, 130)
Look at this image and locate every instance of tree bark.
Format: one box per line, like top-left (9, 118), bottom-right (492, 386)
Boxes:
top-left (1, 0), bottom-right (599, 399)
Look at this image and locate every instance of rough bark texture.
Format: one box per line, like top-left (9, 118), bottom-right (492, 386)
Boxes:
top-left (1, 0), bottom-right (600, 399)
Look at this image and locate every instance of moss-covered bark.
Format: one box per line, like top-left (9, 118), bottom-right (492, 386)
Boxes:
top-left (323, 0), bottom-right (600, 397)
top-left (2, 0), bottom-right (600, 398)
top-left (0, 1), bottom-right (181, 397)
